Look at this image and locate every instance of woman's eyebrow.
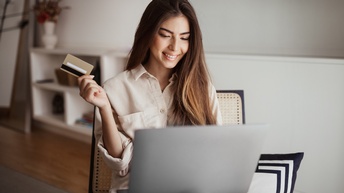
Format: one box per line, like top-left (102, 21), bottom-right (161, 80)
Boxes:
top-left (159, 27), bottom-right (190, 35)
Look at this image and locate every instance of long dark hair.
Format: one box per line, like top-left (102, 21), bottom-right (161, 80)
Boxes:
top-left (127, 0), bottom-right (217, 125)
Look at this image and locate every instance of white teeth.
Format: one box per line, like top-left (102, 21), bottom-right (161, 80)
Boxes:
top-left (165, 53), bottom-right (177, 60)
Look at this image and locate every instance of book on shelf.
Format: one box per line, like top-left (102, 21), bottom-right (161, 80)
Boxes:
top-left (75, 111), bottom-right (94, 128)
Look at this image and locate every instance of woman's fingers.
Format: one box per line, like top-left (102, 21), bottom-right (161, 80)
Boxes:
top-left (78, 75), bottom-right (94, 91)
top-left (80, 82), bottom-right (100, 98)
top-left (78, 75), bottom-right (100, 100)
top-left (83, 86), bottom-right (101, 103)
top-left (78, 75), bottom-right (94, 84)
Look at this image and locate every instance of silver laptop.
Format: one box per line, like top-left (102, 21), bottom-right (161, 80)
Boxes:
top-left (122, 124), bottom-right (268, 193)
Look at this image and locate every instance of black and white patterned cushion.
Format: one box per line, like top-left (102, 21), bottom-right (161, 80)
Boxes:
top-left (248, 152), bottom-right (304, 193)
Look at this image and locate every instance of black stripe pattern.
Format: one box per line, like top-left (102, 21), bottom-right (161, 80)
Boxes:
top-left (60, 64), bottom-right (85, 77)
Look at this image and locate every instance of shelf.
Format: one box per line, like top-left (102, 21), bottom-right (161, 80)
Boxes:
top-left (30, 47), bottom-right (130, 57)
top-left (30, 47), bottom-right (109, 56)
top-left (30, 47), bottom-right (127, 141)
top-left (33, 82), bottom-right (79, 93)
top-left (34, 114), bottom-right (92, 136)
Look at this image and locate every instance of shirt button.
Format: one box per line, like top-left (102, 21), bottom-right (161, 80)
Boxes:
top-left (160, 109), bottom-right (165, 113)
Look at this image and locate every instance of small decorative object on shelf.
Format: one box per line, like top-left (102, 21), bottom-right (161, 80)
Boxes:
top-left (75, 111), bottom-right (94, 128)
top-left (33, 0), bottom-right (69, 49)
top-left (52, 93), bottom-right (64, 114)
top-left (55, 68), bottom-right (78, 86)
top-left (42, 21), bottom-right (58, 49)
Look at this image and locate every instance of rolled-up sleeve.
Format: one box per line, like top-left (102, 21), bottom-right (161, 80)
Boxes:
top-left (94, 107), bottom-right (133, 176)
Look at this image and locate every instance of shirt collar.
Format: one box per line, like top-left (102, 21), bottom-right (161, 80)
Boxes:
top-left (131, 64), bottom-right (150, 80)
top-left (131, 64), bottom-right (177, 83)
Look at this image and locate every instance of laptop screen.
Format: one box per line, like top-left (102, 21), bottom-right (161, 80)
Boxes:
top-left (127, 124), bottom-right (268, 193)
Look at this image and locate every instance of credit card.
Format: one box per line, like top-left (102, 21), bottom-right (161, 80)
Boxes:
top-left (60, 54), bottom-right (94, 77)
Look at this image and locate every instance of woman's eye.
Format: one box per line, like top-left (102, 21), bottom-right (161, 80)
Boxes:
top-left (159, 33), bottom-right (170, 38)
top-left (180, 36), bottom-right (190, 40)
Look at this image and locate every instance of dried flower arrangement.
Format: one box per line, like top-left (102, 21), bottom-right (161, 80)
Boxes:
top-left (33, 0), bottom-right (69, 24)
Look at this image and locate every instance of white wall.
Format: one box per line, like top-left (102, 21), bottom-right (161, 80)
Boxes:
top-left (206, 54), bottom-right (344, 193)
top-left (55, 0), bottom-right (344, 58)
top-left (54, 0), bottom-right (151, 50)
top-left (7, 0), bottom-right (343, 192)
top-left (195, 1), bottom-right (344, 57)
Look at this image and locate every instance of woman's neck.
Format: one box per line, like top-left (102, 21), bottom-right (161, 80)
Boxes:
top-left (144, 63), bottom-right (173, 91)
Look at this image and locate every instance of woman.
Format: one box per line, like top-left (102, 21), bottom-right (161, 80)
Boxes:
top-left (78, 0), bottom-right (222, 192)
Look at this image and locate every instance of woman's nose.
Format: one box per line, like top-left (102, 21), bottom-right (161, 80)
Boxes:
top-left (169, 38), bottom-right (179, 51)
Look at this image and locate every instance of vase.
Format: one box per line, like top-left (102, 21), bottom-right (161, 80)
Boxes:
top-left (42, 21), bottom-right (58, 49)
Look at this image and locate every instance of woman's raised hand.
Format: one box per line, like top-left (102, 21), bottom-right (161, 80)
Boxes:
top-left (78, 75), bottom-right (110, 109)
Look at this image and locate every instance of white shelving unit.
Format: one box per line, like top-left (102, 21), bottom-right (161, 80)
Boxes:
top-left (29, 47), bottom-right (128, 141)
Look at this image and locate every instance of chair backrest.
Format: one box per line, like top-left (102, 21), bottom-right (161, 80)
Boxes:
top-left (216, 90), bottom-right (245, 124)
top-left (88, 90), bottom-right (245, 193)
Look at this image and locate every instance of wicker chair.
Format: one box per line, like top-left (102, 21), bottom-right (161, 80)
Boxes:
top-left (88, 90), bottom-right (245, 193)
top-left (216, 90), bottom-right (245, 125)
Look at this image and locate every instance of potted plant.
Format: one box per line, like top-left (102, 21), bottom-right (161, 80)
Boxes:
top-left (33, 0), bottom-right (69, 49)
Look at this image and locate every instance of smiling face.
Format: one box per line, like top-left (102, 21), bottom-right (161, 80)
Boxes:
top-left (146, 15), bottom-right (190, 73)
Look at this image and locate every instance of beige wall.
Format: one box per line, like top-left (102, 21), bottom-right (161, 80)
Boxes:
top-left (55, 0), bottom-right (344, 58)
top-left (206, 53), bottom-right (344, 193)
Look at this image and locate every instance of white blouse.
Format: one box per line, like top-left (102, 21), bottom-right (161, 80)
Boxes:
top-left (93, 64), bottom-right (222, 192)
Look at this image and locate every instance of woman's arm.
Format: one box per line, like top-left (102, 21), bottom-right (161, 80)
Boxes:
top-left (78, 75), bottom-right (123, 158)
top-left (98, 103), bottom-right (123, 158)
